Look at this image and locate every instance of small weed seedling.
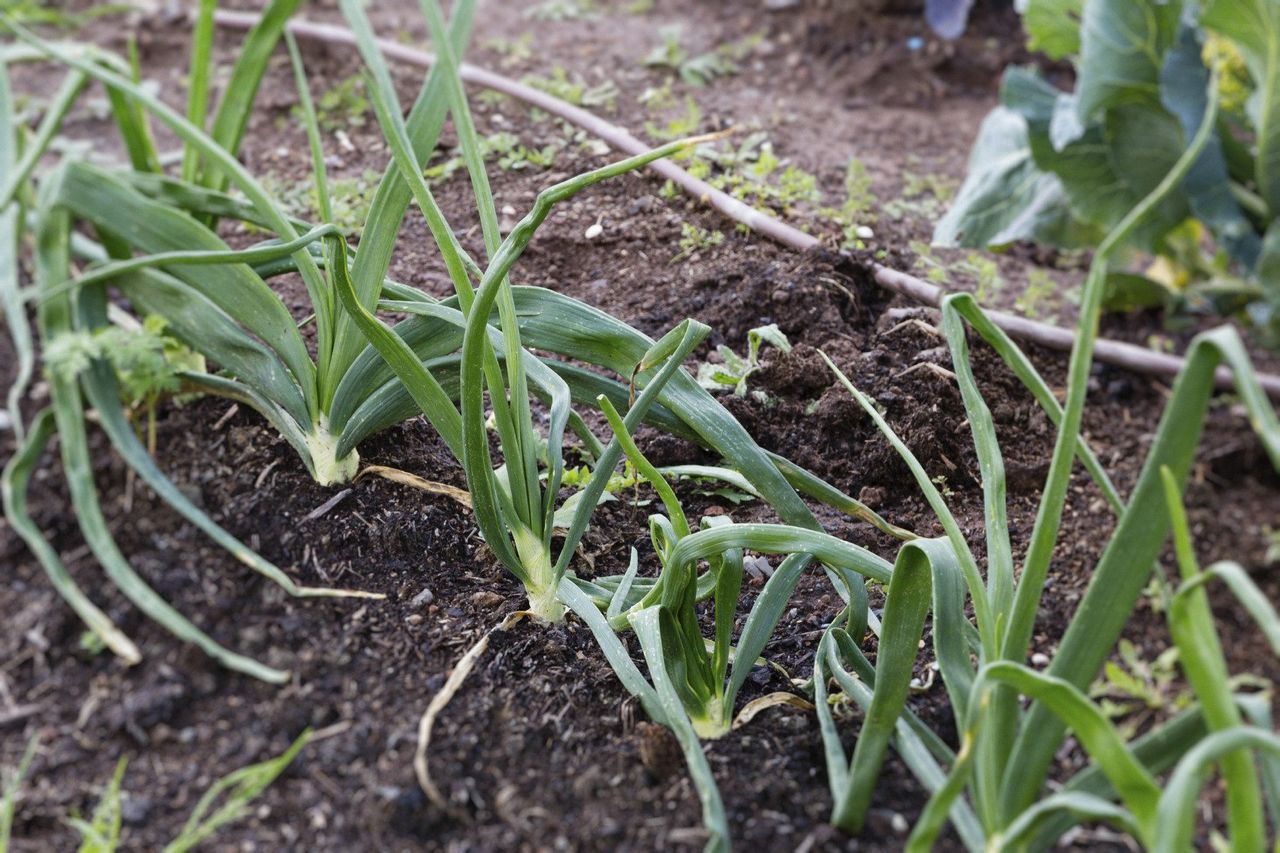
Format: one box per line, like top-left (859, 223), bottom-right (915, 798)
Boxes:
top-left (683, 132), bottom-right (823, 217)
top-left (303, 73), bottom-right (369, 133)
top-left (643, 26), bottom-right (741, 87)
top-left (524, 0), bottom-right (597, 21)
top-left (697, 323), bottom-right (791, 397)
top-left (521, 66), bottom-right (617, 109)
top-left (44, 313), bottom-right (203, 454)
top-left (643, 88), bottom-right (704, 141)
top-left (672, 221), bottom-right (724, 262)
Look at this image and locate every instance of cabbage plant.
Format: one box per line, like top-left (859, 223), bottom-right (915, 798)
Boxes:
top-left (939, 0), bottom-right (1280, 338)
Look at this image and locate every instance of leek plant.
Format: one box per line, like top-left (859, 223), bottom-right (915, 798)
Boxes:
top-left (905, 471), bottom-right (1280, 851)
top-left (1, 20), bottom-right (387, 683)
top-left (555, 396), bottom-right (895, 852)
top-left (596, 394), bottom-right (903, 739)
top-left (815, 77), bottom-right (1280, 848)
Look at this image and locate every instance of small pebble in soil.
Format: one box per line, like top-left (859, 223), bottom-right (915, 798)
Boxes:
top-left (410, 587), bottom-right (434, 608)
top-left (744, 555), bottom-right (774, 580)
top-left (636, 721), bottom-right (682, 781)
top-left (855, 225), bottom-right (875, 240)
top-left (584, 220), bottom-right (604, 239)
top-left (1031, 652), bottom-right (1050, 667)
top-left (858, 486), bottom-right (886, 509)
top-left (120, 794), bottom-right (152, 825)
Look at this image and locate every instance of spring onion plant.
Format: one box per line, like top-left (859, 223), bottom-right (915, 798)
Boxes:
top-left (816, 76), bottom-right (1280, 848)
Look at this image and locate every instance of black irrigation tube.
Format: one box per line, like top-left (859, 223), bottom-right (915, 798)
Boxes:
top-left (213, 9), bottom-right (1280, 402)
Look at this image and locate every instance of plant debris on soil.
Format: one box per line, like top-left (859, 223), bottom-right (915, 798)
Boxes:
top-left (2, 1), bottom-right (1278, 851)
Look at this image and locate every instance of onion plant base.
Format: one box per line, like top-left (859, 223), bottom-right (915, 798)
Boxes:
top-left (303, 420), bottom-right (360, 486)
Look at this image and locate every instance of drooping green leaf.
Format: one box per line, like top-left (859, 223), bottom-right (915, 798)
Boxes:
top-left (0, 61), bottom-right (34, 441)
top-left (933, 105), bottom-right (1087, 248)
top-left (1, 409), bottom-right (140, 663)
top-left (1154, 727), bottom-right (1280, 853)
top-left (35, 199), bottom-right (288, 684)
top-left (1076, 0), bottom-right (1184, 121)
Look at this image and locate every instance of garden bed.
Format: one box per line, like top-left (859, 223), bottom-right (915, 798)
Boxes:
top-left (2, 1), bottom-right (1278, 850)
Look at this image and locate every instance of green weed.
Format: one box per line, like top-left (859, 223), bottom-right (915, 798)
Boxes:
top-left (673, 221), bottom-right (724, 262)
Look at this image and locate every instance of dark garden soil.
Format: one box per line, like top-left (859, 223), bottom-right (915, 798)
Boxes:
top-left (2, 1), bottom-right (1279, 851)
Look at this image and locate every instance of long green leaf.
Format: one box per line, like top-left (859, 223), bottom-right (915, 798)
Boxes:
top-left (665, 523), bottom-right (893, 585)
top-left (1, 409), bottom-right (140, 663)
top-left (1162, 467), bottom-right (1263, 849)
top-left (327, 0), bottom-right (476, 391)
top-left (832, 539), bottom-right (933, 833)
top-left (630, 606), bottom-right (730, 853)
top-left (557, 576), bottom-right (664, 722)
top-left (0, 61), bottom-right (34, 441)
top-left (106, 39), bottom-right (161, 173)
top-left (181, 0), bottom-right (216, 183)
top-left (418, 0), bottom-right (544, 531)
top-left (200, 0), bottom-right (303, 190)
top-left (328, 236), bottom-right (464, 458)
top-left (723, 553), bottom-right (810, 714)
top-left (284, 32), bottom-right (333, 226)
top-left (823, 353), bottom-right (993, 646)
top-left (982, 662), bottom-right (1162, 840)
top-left (36, 195), bottom-right (287, 684)
top-left (999, 76), bottom-right (1235, 821)
top-left (1027, 706), bottom-right (1209, 848)
top-left (1154, 727), bottom-right (1280, 853)
top-left (0, 68), bottom-right (86, 210)
top-left (996, 791), bottom-right (1140, 849)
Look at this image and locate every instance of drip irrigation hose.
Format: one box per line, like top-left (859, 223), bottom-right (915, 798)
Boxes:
top-left (212, 10), bottom-right (1280, 402)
